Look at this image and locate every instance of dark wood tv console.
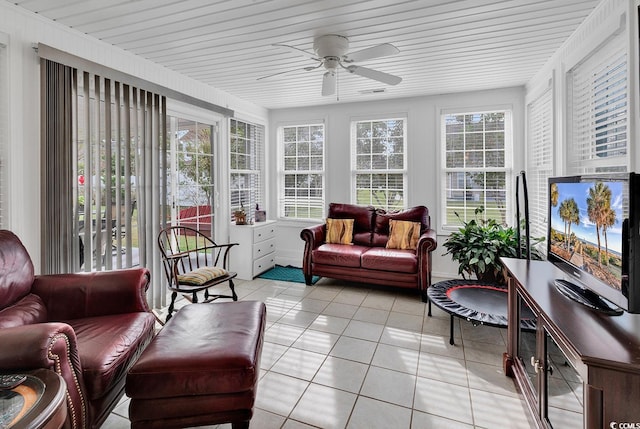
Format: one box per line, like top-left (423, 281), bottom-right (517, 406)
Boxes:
top-left (501, 258), bottom-right (640, 428)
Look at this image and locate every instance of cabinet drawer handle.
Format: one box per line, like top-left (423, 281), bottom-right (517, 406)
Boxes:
top-left (530, 357), bottom-right (550, 374)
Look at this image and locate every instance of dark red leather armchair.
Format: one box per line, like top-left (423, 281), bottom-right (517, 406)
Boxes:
top-left (0, 230), bottom-right (156, 429)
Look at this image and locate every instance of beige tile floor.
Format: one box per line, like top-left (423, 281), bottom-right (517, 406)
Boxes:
top-left (102, 276), bottom-right (534, 429)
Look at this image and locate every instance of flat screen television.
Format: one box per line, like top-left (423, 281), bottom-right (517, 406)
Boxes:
top-left (547, 172), bottom-right (640, 314)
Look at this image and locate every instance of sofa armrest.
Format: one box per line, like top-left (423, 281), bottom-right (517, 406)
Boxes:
top-left (0, 323), bottom-right (87, 429)
top-left (417, 228), bottom-right (437, 253)
top-left (300, 224), bottom-right (326, 282)
top-left (301, 224), bottom-right (326, 248)
top-left (32, 268), bottom-right (151, 320)
top-left (417, 229), bottom-right (438, 296)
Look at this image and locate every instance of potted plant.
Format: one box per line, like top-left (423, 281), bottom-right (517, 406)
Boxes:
top-left (443, 207), bottom-right (543, 284)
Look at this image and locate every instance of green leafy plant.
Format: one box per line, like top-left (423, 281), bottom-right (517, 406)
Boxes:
top-left (443, 207), bottom-right (543, 284)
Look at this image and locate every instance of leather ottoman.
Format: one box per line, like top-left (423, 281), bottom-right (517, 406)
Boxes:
top-left (126, 301), bottom-right (266, 429)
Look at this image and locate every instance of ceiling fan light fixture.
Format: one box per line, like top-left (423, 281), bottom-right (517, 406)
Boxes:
top-left (321, 71), bottom-right (337, 97)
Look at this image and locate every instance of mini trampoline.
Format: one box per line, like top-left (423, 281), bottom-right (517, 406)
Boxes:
top-left (427, 279), bottom-right (536, 345)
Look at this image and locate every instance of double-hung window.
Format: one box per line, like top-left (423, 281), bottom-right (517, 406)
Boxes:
top-left (279, 123), bottom-right (324, 220)
top-left (441, 110), bottom-right (512, 229)
top-left (229, 119), bottom-right (264, 220)
top-left (567, 30), bottom-right (627, 174)
top-left (352, 118), bottom-right (406, 211)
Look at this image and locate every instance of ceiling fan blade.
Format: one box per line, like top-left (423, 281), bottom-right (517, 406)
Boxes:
top-left (345, 43), bottom-right (399, 63)
top-left (346, 65), bottom-right (402, 86)
top-left (322, 71), bottom-right (336, 96)
top-left (273, 43), bottom-right (320, 61)
top-left (257, 65), bottom-right (319, 81)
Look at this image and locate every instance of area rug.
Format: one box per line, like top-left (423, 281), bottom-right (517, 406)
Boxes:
top-left (258, 265), bottom-right (320, 284)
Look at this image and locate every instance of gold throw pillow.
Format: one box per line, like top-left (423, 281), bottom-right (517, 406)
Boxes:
top-left (386, 220), bottom-right (421, 250)
top-left (326, 218), bottom-right (354, 245)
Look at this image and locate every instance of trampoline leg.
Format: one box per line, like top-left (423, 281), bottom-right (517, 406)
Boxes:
top-left (427, 298), bottom-right (432, 317)
top-left (449, 315), bottom-right (455, 345)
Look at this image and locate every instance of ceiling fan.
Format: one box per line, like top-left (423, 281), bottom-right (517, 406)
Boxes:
top-left (258, 34), bottom-right (403, 96)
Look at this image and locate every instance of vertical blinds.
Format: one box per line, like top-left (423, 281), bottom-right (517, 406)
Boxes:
top-left (41, 59), bottom-right (168, 309)
top-left (526, 87), bottom-right (553, 242)
top-left (568, 32), bottom-right (627, 173)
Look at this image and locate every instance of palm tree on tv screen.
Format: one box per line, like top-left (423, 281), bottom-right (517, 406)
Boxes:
top-left (587, 182), bottom-right (612, 267)
top-left (559, 198), bottom-right (580, 251)
top-left (601, 205), bottom-right (617, 266)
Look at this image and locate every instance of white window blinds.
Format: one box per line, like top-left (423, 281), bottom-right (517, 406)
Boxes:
top-left (526, 87), bottom-right (553, 242)
top-left (230, 119), bottom-right (265, 221)
top-left (568, 32), bottom-right (627, 173)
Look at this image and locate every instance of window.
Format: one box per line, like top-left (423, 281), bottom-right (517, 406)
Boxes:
top-left (441, 111), bottom-right (512, 229)
top-left (567, 31), bottom-right (627, 173)
top-left (527, 88), bottom-right (554, 242)
top-left (230, 119), bottom-right (264, 220)
top-left (168, 117), bottom-right (216, 237)
top-left (352, 118), bottom-right (406, 211)
top-left (279, 123), bottom-right (324, 219)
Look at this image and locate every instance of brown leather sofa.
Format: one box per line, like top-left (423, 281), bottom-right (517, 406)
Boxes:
top-left (0, 230), bottom-right (156, 429)
top-left (301, 203), bottom-right (437, 301)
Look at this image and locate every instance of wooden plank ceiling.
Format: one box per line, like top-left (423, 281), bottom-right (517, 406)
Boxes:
top-left (10, 0), bottom-right (601, 109)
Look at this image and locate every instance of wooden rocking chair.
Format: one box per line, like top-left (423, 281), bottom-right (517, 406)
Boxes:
top-left (158, 226), bottom-right (238, 322)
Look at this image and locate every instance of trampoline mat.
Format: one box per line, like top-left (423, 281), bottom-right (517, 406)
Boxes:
top-left (428, 279), bottom-right (536, 330)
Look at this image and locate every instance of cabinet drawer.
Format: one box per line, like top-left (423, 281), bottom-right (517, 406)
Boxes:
top-left (253, 238), bottom-right (275, 260)
top-left (253, 224), bottom-right (276, 243)
top-left (253, 253), bottom-right (275, 276)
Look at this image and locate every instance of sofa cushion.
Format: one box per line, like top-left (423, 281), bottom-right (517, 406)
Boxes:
top-left (0, 293), bottom-right (48, 328)
top-left (326, 218), bottom-right (354, 244)
top-left (386, 220), bottom-right (421, 250)
top-left (312, 244), bottom-right (368, 268)
top-left (361, 248), bottom-right (417, 273)
top-left (68, 312), bottom-right (155, 401)
top-left (327, 203), bottom-right (375, 245)
top-left (372, 206), bottom-right (429, 247)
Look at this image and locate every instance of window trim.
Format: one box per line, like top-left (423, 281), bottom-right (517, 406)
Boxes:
top-left (437, 106), bottom-right (514, 234)
top-left (350, 116), bottom-right (408, 211)
top-left (277, 121), bottom-right (326, 221)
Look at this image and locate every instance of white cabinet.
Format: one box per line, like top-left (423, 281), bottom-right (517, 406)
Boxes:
top-left (229, 220), bottom-right (276, 280)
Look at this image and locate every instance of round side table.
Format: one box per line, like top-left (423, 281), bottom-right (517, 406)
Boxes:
top-left (0, 369), bottom-right (66, 429)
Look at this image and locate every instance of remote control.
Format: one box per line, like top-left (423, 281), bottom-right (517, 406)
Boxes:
top-left (0, 374), bottom-right (27, 390)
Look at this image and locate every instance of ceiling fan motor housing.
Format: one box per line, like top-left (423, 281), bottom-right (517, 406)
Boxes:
top-left (313, 34), bottom-right (350, 60)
